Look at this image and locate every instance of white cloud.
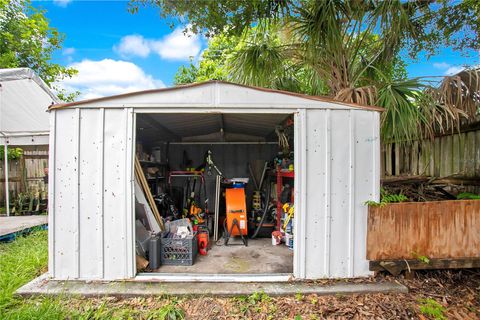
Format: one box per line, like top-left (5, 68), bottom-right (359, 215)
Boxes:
top-left (445, 66), bottom-right (464, 76)
top-left (57, 59), bottom-right (165, 100)
top-left (150, 28), bottom-right (201, 60)
top-left (62, 47), bottom-right (75, 56)
top-left (114, 26), bottom-right (202, 61)
top-left (114, 35), bottom-right (151, 58)
top-left (53, 0), bottom-right (72, 7)
top-left (433, 62), bottom-right (450, 69)
top-left (431, 62), bottom-right (464, 76)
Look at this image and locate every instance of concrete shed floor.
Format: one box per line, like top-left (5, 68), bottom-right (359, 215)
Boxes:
top-left (153, 238), bottom-right (293, 274)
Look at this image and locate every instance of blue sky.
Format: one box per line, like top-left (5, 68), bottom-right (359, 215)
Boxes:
top-left (34, 0), bottom-right (478, 100)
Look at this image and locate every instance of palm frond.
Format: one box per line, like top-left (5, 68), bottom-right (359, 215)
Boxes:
top-left (377, 78), bottom-right (428, 144)
top-left (437, 68), bottom-right (480, 120)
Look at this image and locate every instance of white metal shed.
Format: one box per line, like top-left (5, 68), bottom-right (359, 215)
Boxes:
top-left (48, 81), bottom-right (382, 281)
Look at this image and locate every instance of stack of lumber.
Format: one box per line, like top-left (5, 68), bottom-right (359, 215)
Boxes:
top-left (134, 157), bottom-right (164, 231)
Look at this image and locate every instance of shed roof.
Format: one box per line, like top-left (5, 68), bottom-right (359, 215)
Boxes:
top-left (49, 80), bottom-right (384, 112)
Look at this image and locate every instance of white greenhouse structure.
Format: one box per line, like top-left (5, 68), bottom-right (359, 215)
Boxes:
top-left (48, 81), bottom-right (382, 281)
top-left (1, 68), bottom-right (59, 215)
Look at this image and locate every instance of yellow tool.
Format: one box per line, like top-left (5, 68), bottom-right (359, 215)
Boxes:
top-left (282, 203), bottom-right (294, 231)
top-left (188, 201), bottom-right (205, 224)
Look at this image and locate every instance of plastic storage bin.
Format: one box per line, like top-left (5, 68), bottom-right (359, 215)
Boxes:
top-left (160, 232), bottom-right (198, 266)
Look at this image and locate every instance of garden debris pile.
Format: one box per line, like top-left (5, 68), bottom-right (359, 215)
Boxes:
top-left (382, 176), bottom-right (480, 202)
top-left (383, 183), bottom-right (455, 202)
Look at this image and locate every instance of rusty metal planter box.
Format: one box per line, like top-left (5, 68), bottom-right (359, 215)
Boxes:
top-left (367, 200), bottom-right (480, 261)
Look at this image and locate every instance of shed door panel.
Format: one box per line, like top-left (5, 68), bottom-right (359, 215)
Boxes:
top-left (303, 109), bottom-right (378, 278)
top-left (53, 109), bottom-right (79, 279)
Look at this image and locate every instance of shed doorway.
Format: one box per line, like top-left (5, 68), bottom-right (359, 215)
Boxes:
top-left (133, 112), bottom-right (296, 278)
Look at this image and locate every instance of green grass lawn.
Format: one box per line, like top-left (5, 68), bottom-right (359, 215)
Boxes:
top-left (0, 230), bottom-right (68, 319)
top-left (0, 230), bottom-right (185, 319)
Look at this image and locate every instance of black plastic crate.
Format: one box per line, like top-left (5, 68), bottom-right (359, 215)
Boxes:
top-left (160, 233), bottom-right (197, 266)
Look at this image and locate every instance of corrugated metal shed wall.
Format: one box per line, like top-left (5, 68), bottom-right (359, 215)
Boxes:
top-left (50, 108), bottom-right (135, 280)
top-left (302, 109), bottom-right (379, 278)
top-left (49, 83), bottom-right (380, 280)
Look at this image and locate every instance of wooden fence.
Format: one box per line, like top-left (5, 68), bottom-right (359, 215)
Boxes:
top-left (367, 200), bottom-right (480, 261)
top-left (381, 128), bottom-right (480, 178)
top-left (0, 149), bottom-right (48, 204)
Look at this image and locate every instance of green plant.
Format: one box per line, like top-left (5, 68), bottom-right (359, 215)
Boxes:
top-left (0, 147), bottom-right (23, 160)
top-left (248, 290), bottom-right (270, 305)
top-left (365, 188), bottom-right (408, 207)
top-left (418, 298), bottom-right (446, 320)
top-left (412, 252), bottom-right (430, 264)
top-left (456, 192), bottom-right (480, 200)
top-left (295, 292), bottom-right (303, 301)
top-left (153, 300), bottom-right (185, 320)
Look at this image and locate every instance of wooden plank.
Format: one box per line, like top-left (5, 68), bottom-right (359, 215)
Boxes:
top-left (433, 137), bottom-right (441, 177)
top-left (134, 157), bottom-right (164, 231)
top-left (381, 175), bottom-right (429, 184)
top-left (0, 177), bottom-right (21, 182)
top-left (402, 144), bottom-right (409, 175)
top-left (381, 175), bottom-right (480, 185)
top-left (458, 132), bottom-right (465, 175)
top-left (465, 131), bottom-right (476, 177)
top-left (418, 140), bottom-right (425, 175)
top-left (411, 141), bottom-right (418, 176)
top-left (385, 144), bottom-right (392, 176)
top-left (370, 258), bottom-right (480, 274)
top-left (428, 139), bottom-right (435, 176)
top-left (421, 139), bottom-right (432, 176)
top-left (367, 200), bottom-right (480, 260)
top-left (440, 135), bottom-right (452, 177)
top-left (476, 130), bottom-right (480, 177)
top-left (452, 134), bottom-right (460, 174)
top-left (380, 144), bottom-right (385, 178)
top-left (394, 143), bottom-right (400, 176)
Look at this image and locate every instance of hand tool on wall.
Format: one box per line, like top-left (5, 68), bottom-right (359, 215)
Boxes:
top-left (206, 150), bottom-right (223, 176)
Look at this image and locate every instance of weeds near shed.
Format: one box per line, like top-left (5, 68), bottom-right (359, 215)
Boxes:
top-left (412, 252), bottom-right (430, 264)
top-left (365, 188), bottom-right (408, 207)
top-left (235, 291), bottom-right (271, 314)
top-left (456, 192), bottom-right (480, 200)
top-left (295, 292), bottom-right (303, 301)
top-left (245, 290), bottom-right (270, 305)
top-left (154, 299), bottom-right (185, 320)
top-left (418, 298), bottom-right (446, 320)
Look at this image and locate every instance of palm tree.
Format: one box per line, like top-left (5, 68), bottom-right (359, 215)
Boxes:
top-left (227, 1), bottom-right (478, 144)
